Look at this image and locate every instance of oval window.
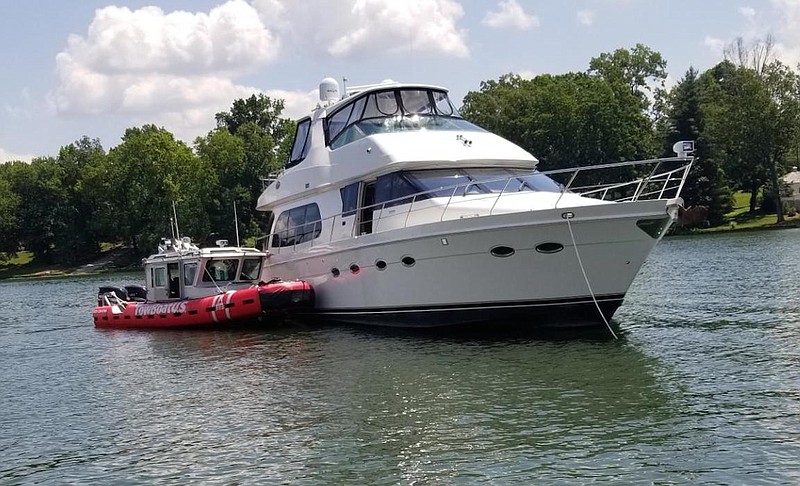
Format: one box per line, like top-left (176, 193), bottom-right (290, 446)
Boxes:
top-left (375, 260), bottom-right (387, 270)
top-left (490, 246), bottom-right (515, 258)
top-left (401, 256), bottom-right (416, 267)
top-left (536, 242), bottom-right (564, 254)
top-left (331, 267), bottom-right (340, 278)
top-left (350, 264), bottom-right (360, 274)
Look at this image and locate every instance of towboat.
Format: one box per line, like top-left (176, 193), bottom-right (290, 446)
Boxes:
top-left (254, 78), bottom-right (693, 331)
top-left (93, 238), bottom-right (314, 329)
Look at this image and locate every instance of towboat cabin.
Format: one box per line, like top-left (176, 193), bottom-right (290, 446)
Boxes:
top-left (144, 238), bottom-right (268, 302)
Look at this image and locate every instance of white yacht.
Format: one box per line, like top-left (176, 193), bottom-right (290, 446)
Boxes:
top-left (255, 78), bottom-right (693, 330)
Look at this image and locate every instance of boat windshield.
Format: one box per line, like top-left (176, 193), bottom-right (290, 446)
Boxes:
top-left (240, 257), bottom-right (262, 281)
top-left (202, 259), bottom-right (240, 282)
top-left (404, 168), bottom-right (563, 197)
top-left (326, 88), bottom-right (483, 149)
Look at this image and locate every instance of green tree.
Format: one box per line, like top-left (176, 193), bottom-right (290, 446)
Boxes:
top-left (662, 67), bottom-right (732, 225)
top-left (205, 94), bottom-right (297, 243)
top-left (107, 125), bottom-right (213, 252)
top-left (0, 165), bottom-right (20, 258)
top-left (462, 70), bottom-right (656, 171)
top-left (3, 158), bottom-right (68, 263)
top-left (701, 61), bottom-right (800, 221)
top-left (53, 137), bottom-right (108, 261)
top-left (588, 43), bottom-right (668, 116)
top-left (215, 93), bottom-right (295, 166)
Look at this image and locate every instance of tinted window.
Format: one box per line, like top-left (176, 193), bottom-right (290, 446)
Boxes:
top-left (154, 267), bottom-right (167, 287)
top-left (325, 88), bottom-right (470, 149)
top-left (240, 258), bottom-right (262, 281)
top-left (433, 90), bottom-right (454, 115)
top-left (288, 118), bottom-right (311, 166)
top-left (271, 203), bottom-right (323, 248)
top-left (340, 183), bottom-right (360, 216)
top-left (400, 90), bottom-right (433, 114)
top-left (375, 173), bottom-right (425, 208)
top-left (327, 104), bottom-right (353, 144)
top-left (183, 262), bottom-right (198, 286)
top-left (203, 259), bottom-right (240, 282)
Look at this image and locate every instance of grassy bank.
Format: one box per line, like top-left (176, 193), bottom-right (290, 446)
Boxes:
top-left (0, 247), bottom-right (140, 280)
top-left (694, 192), bottom-right (800, 234)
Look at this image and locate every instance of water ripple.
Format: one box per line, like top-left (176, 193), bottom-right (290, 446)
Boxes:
top-left (2, 233), bottom-right (800, 483)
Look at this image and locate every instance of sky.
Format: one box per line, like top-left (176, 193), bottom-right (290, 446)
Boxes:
top-left (1, 0), bottom-right (799, 163)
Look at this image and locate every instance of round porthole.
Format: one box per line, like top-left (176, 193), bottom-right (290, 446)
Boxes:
top-left (375, 259), bottom-right (387, 270)
top-left (401, 256), bottom-right (416, 267)
top-left (350, 264), bottom-right (360, 274)
top-left (331, 267), bottom-right (340, 277)
top-left (490, 245), bottom-right (515, 258)
top-left (536, 242), bottom-right (564, 254)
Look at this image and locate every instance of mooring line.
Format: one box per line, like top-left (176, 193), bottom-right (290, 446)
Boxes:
top-left (563, 212), bottom-right (619, 340)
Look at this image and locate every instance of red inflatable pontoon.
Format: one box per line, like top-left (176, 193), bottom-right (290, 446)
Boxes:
top-left (93, 280), bottom-right (313, 329)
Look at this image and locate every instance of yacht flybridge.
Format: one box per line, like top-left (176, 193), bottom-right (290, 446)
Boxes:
top-left (255, 78), bottom-right (693, 330)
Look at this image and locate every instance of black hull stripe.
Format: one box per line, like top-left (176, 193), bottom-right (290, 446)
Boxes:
top-left (315, 293), bottom-right (625, 316)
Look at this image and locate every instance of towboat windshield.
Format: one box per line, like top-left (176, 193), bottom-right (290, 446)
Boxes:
top-left (325, 88), bottom-right (483, 149)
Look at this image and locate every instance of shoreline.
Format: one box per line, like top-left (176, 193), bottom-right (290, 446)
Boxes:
top-left (4, 217), bottom-right (798, 282)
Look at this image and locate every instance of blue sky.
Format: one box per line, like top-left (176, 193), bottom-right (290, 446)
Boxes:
top-left (1, 0), bottom-right (796, 162)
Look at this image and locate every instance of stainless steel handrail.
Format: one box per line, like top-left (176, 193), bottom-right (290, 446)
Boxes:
top-left (265, 156), bottom-right (693, 253)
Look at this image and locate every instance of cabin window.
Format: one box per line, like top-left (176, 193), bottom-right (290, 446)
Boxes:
top-left (153, 267), bottom-right (167, 287)
top-left (400, 90), bottom-right (434, 115)
top-left (202, 259), bottom-right (240, 282)
top-left (240, 258), bottom-right (262, 281)
top-left (183, 263), bottom-right (198, 287)
top-left (340, 183), bottom-right (360, 216)
top-left (271, 203), bottom-right (322, 248)
top-left (287, 117), bottom-right (312, 167)
top-left (325, 88), bottom-right (481, 149)
top-left (375, 173), bottom-right (427, 208)
top-left (432, 90), bottom-right (455, 116)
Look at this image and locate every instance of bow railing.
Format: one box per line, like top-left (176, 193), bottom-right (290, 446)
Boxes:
top-left (262, 156), bottom-right (693, 253)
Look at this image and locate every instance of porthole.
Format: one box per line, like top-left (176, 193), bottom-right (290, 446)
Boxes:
top-left (375, 259), bottom-right (387, 270)
top-left (535, 242), bottom-right (564, 254)
top-left (331, 267), bottom-right (340, 278)
top-left (490, 245), bottom-right (515, 258)
top-left (350, 264), bottom-right (360, 274)
top-left (401, 256), bottom-right (416, 267)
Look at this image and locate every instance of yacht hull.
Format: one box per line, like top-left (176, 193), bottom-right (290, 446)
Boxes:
top-left (263, 199), bottom-right (676, 330)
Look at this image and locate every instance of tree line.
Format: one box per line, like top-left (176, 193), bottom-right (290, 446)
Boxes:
top-left (462, 41), bottom-right (800, 227)
top-left (2, 42), bottom-right (800, 265)
top-left (0, 95), bottom-right (294, 264)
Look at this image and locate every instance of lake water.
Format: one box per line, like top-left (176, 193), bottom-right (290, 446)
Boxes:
top-left (1, 230), bottom-right (799, 484)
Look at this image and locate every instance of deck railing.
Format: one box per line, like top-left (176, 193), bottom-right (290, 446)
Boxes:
top-left (261, 156), bottom-right (693, 253)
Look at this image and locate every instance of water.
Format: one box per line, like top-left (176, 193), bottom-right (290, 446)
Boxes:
top-left (1, 230), bottom-right (799, 484)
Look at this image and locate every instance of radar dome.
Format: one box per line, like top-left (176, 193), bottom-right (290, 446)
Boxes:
top-left (319, 77), bottom-right (340, 104)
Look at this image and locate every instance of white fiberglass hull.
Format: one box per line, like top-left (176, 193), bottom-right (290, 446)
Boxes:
top-left (262, 199), bottom-right (677, 329)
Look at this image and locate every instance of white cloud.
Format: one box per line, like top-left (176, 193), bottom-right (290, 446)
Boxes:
top-left (51, 0), bottom-right (468, 146)
top-left (0, 146), bottom-right (34, 163)
top-left (703, 35), bottom-right (726, 57)
top-left (253, 0), bottom-right (468, 59)
top-left (771, 0), bottom-right (800, 67)
top-left (51, 0), bottom-right (294, 144)
top-left (483, 0), bottom-right (539, 30)
top-left (62, 2), bottom-right (277, 77)
top-left (576, 9), bottom-right (595, 26)
top-left (54, 0), bottom-right (278, 115)
top-left (515, 70), bottom-right (537, 80)
top-left (739, 6), bottom-right (756, 18)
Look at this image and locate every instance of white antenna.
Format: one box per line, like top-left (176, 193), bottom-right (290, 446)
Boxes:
top-left (233, 201), bottom-right (241, 247)
top-left (172, 201), bottom-right (181, 240)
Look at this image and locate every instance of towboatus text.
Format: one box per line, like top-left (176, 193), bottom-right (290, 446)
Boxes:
top-left (135, 302), bottom-right (188, 316)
